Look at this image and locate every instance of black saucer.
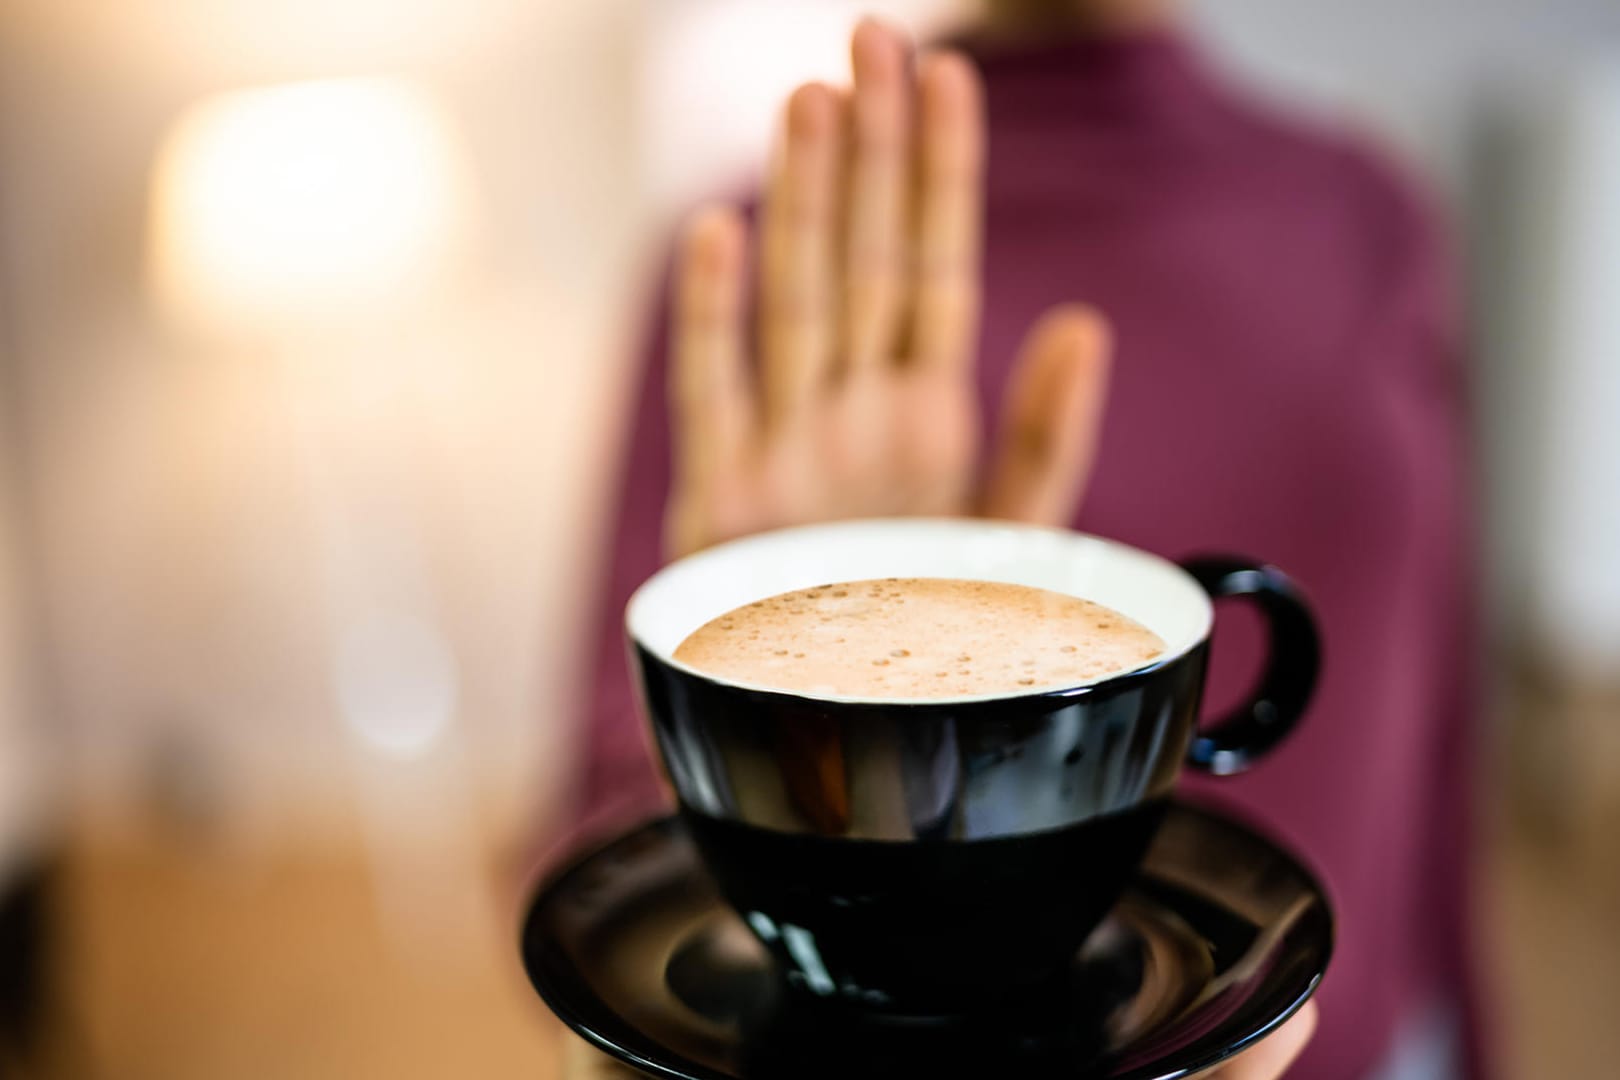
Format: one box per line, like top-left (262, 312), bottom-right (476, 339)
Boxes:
top-left (521, 801), bottom-right (1332, 1079)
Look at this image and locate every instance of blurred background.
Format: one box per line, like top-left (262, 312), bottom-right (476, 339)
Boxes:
top-left (1, 0), bottom-right (1618, 1076)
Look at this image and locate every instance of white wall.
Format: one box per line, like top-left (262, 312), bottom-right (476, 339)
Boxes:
top-left (1470, 68), bottom-right (1620, 681)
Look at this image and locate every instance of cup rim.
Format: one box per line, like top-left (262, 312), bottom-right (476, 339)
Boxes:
top-left (626, 518), bottom-right (1214, 706)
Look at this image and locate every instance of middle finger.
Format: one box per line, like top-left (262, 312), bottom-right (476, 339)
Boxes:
top-left (761, 81), bottom-right (843, 432)
top-left (842, 18), bottom-right (912, 373)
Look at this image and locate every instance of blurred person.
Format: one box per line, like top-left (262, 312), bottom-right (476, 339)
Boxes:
top-left (559, 4), bottom-right (1482, 1078)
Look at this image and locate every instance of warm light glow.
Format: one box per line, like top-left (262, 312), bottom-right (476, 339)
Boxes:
top-left (148, 77), bottom-right (474, 332)
top-left (336, 612), bottom-right (459, 758)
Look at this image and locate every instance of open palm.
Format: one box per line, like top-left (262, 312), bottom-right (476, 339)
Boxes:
top-left (665, 19), bottom-right (1110, 559)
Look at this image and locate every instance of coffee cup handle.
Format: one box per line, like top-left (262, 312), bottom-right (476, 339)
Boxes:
top-left (1179, 557), bottom-right (1321, 776)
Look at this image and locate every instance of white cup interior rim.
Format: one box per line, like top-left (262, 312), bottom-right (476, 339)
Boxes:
top-left (626, 518), bottom-right (1214, 704)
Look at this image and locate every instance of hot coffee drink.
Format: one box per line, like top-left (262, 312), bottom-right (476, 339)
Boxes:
top-left (666, 578), bottom-right (1172, 1010)
top-left (628, 520), bottom-right (1320, 1016)
top-left (674, 578), bottom-right (1166, 699)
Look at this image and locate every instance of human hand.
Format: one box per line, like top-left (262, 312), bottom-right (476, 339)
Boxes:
top-left (559, 1036), bottom-right (638, 1079)
top-left (665, 18), bottom-right (1111, 559)
top-left (559, 1001), bottom-right (1315, 1078)
top-left (1196, 1001), bottom-right (1317, 1078)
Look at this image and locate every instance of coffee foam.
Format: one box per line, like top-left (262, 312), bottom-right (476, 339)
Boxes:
top-left (671, 577), bottom-right (1167, 700)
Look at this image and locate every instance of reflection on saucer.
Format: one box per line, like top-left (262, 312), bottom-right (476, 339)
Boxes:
top-left (521, 801), bottom-right (1331, 1080)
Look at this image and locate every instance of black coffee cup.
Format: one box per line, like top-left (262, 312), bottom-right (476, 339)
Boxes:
top-left (627, 519), bottom-right (1319, 1017)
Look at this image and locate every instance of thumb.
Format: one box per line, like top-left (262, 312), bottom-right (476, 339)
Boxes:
top-left (980, 304), bottom-right (1111, 526)
top-left (563, 1037), bottom-right (643, 1078)
top-left (1207, 1001), bottom-right (1317, 1078)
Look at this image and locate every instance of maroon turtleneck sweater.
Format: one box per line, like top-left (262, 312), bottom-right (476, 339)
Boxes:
top-left (566, 32), bottom-right (1485, 1080)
